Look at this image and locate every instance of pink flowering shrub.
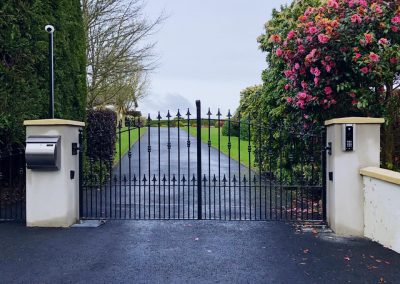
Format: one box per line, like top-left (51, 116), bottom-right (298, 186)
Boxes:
top-left (269, 0), bottom-right (400, 119)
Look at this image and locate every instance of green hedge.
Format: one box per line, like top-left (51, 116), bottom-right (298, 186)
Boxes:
top-left (0, 0), bottom-right (86, 148)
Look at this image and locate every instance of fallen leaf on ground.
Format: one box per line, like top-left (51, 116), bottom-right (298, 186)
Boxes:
top-left (194, 237), bottom-right (199, 241)
top-left (344, 256), bottom-right (350, 261)
top-left (303, 248), bottom-right (310, 254)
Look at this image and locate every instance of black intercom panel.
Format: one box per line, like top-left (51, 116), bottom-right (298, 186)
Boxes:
top-left (342, 124), bottom-right (355, 151)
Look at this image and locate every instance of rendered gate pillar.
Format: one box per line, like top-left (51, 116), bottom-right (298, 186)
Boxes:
top-left (24, 119), bottom-right (84, 227)
top-left (325, 117), bottom-right (384, 236)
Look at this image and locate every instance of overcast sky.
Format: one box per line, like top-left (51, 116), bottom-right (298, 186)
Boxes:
top-left (140, 0), bottom-right (292, 118)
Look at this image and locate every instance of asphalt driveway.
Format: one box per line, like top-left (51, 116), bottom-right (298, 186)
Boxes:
top-left (0, 221), bottom-right (399, 283)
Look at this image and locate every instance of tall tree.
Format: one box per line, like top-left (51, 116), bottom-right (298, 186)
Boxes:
top-left (82, 0), bottom-right (163, 108)
top-left (113, 70), bottom-right (148, 126)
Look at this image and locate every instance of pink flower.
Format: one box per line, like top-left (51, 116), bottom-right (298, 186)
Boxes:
top-left (392, 16), bottom-right (400, 24)
top-left (297, 92), bottom-right (307, 100)
top-left (364, 33), bottom-right (374, 44)
top-left (390, 57), bottom-right (398, 64)
top-left (378, 38), bottom-right (389, 45)
top-left (353, 53), bottom-right (362, 61)
top-left (351, 14), bottom-right (362, 24)
top-left (311, 67), bottom-right (321, 77)
top-left (314, 77), bottom-right (319, 86)
top-left (360, 67), bottom-right (369, 74)
top-left (295, 63), bottom-right (300, 70)
top-left (352, 100), bottom-right (358, 106)
top-left (287, 30), bottom-right (295, 40)
top-left (301, 81), bottom-right (308, 89)
top-left (276, 48), bottom-right (283, 57)
top-left (284, 70), bottom-right (293, 78)
top-left (369, 52), bottom-right (380, 62)
top-left (349, 92), bottom-right (356, 98)
top-left (324, 86), bottom-right (333, 95)
top-left (325, 65), bottom-right (332, 72)
top-left (298, 45), bottom-right (305, 53)
top-left (286, 97), bottom-right (293, 103)
top-left (284, 84), bottom-right (291, 91)
top-left (327, 0), bottom-right (339, 9)
top-left (391, 26), bottom-right (399, 32)
top-left (296, 100), bottom-right (305, 109)
top-left (359, 0), bottom-right (367, 7)
top-left (331, 99), bottom-right (337, 105)
top-left (306, 36), bottom-right (313, 42)
top-left (318, 34), bottom-right (329, 44)
top-left (309, 26), bottom-right (318, 34)
top-left (269, 34), bottom-right (281, 43)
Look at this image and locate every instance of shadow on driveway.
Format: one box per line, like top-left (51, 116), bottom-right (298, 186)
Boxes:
top-left (0, 221), bottom-right (399, 283)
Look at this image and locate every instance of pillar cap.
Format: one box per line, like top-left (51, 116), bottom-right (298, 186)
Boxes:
top-left (24, 119), bottom-right (85, 127)
top-left (324, 117), bottom-right (384, 126)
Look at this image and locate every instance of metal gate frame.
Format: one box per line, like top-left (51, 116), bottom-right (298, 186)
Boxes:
top-left (79, 100), bottom-right (327, 221)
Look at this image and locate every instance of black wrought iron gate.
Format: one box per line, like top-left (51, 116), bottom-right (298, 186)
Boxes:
top-left (80, 101), bottom-right (326, 221)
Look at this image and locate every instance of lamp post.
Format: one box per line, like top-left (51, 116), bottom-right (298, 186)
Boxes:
top-left (45, 25), bottom-right (55, 119)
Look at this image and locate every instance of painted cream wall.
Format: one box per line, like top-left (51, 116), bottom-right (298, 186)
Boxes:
top-left (25, 120), bottom-right (83, 227)
top-left (363, 176), bottom-right (400, 253)
top-left (326, 118), bottom-right (382, 236)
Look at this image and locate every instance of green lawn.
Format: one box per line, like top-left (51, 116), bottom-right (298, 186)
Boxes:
top-left (114, 127), bottom-right (146, 164)
top-left (187, 127), bottom-right (253, 168)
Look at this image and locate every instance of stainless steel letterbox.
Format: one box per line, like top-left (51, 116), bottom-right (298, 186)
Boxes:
top-left (26, 136), bottom-right (61, 170)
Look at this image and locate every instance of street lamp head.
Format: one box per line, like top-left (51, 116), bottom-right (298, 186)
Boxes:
top-left (45, 25), bottom-right (55, 34)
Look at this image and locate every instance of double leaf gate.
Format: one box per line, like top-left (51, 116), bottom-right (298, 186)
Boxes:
top-left (80, 101), bottom-right (326, 221)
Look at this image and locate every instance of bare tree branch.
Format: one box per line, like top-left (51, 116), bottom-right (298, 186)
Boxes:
top-left (83, 0), bottom-right (165, 108)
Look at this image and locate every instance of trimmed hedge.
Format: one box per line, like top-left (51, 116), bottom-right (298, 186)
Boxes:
top-left (86, 109), bottom-right (117, 160)
top-left (0, 0), bottom-right (87, 148)
top-left (221, 118), bottom-right (250, 141)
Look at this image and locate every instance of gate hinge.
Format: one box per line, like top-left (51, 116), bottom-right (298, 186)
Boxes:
top-left (72, 143), bottom-right (82, 155)
top-left (324, 142), bottom-right (332, 156)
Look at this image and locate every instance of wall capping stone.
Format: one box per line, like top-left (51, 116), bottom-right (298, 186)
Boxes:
top-left (24, 119), bottom-right (85, 127)
top-left (324, 117), bottom-right (384, 126)
top-left (360, 167), bottom-right (400, 186)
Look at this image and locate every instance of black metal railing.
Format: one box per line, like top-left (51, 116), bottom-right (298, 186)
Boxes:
top-left (0, 147), bottom-right (26, 221)
top-left (80, 101), bottom-right (326, 221)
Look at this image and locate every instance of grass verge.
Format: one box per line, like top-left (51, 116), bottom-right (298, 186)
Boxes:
top-left (114, 127), bottom-right (147, 164)
top-left (186, 127), bottom-right (253, 168)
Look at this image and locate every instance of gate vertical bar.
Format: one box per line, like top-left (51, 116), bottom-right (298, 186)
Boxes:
top-left (322, 127), bottom-right (327, 221)
top-left (196, 100), bottom-right (202, 220)
top-left (78, 129), bottom-right (83, 218)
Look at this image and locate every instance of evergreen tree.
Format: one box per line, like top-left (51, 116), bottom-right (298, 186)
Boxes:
top-left (0, 0), bottom-right (87, 148)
